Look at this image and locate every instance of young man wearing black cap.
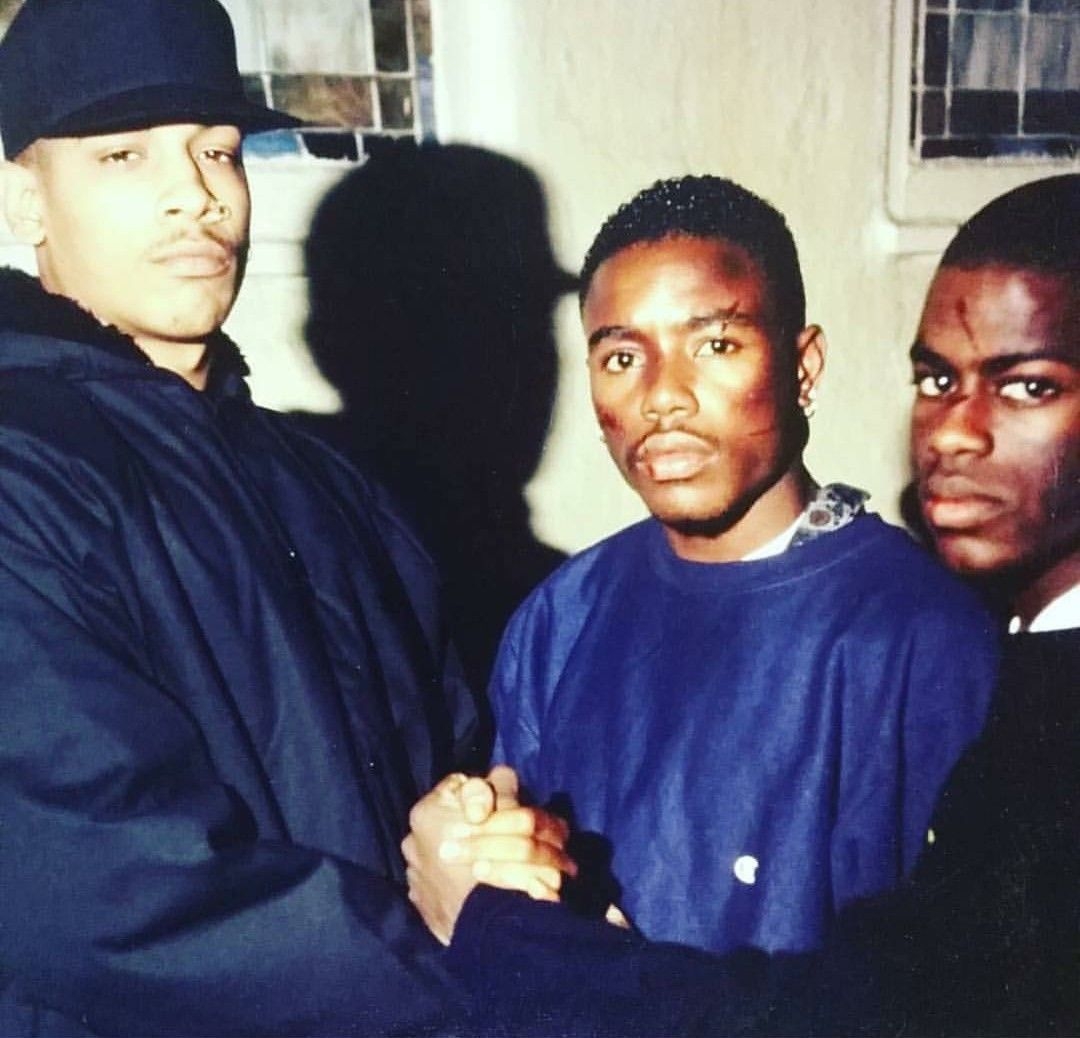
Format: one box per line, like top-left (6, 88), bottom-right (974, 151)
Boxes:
top-left (0, 1), bottom-right (568, 1034)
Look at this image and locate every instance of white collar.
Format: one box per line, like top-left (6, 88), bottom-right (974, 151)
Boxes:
top-left (1008, 581), bottom-right (1080, 634)
top-left (740, 514), bottom-right (802, 562)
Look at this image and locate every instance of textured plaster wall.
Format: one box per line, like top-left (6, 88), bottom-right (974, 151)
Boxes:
top-left (434, 0), bottom-right (937, 553)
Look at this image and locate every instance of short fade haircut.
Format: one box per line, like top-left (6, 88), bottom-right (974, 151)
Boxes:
top-left (941, 173), bottom-right (1080, 278)
top-left (579, 175), bottom-right (806, 344)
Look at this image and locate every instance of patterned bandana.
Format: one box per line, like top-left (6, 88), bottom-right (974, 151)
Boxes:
top-left (789, 483), bottom-right (869, 550)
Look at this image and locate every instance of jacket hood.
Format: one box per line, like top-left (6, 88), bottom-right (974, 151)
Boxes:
top-left (0, 266), bottom-right (249, 388)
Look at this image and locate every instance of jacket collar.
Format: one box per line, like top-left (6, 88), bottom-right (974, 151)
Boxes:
top-left (0, 267), bottom-right (250, 389)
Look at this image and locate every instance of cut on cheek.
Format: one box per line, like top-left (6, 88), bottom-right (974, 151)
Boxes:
top-left (595, 405), bottom-right (622, 436)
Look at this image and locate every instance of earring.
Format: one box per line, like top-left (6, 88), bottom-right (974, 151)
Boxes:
top-left (800, 386), bottom-right (817, 418)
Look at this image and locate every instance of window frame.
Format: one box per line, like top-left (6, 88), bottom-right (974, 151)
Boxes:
top-left (887, 0), bottom-right (1079, 229)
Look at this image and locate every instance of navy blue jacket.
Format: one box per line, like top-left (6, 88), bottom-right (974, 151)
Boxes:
top-left (0, 271), bottom-right (475, 1036)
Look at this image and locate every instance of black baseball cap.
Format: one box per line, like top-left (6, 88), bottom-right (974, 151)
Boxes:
top-left (0, 0), bottom-right (300, 158)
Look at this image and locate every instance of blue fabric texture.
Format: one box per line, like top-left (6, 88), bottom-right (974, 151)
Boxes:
top-left (491, 511), bottom-right (999, 954)
top-left (0, 271), bottom-right (473, 1036)
top-left (451, 628), bottom-right (1080, 1037)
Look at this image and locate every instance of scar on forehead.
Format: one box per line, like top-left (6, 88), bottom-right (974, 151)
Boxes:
top-left (953, 294), bottom-right (975, 340)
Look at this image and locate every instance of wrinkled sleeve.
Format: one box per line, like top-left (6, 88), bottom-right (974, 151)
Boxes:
top-left (0, 434), bottom-right (465, 1036)
top-left (448, 886), bottom-right (829, 1037)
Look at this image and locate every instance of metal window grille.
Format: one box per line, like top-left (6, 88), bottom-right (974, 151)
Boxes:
top-left (910, 0), bottom-right (1079, 160)
top-left (227, 0), bottom-right (434, 160)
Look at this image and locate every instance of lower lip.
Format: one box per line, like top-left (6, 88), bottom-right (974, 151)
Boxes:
top-left (923, 496), bottom-right (1001, 529)
top-left (638, 451), bottom-right (712, 482)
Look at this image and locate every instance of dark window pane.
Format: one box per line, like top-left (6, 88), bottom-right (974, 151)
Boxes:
top-left (956, 0), bottom-right (1019, 10)
top-left (922, 89), bottom-right (947, 136)
top-left (926, 0), bottom-right (948, 8)
top-left (372, 0), bottom-right (409, 72)
top-left (924, 14), bottom-right (950, 87)
top-left (269, 74), bottom-right (374, 127)
top-left (1024, 90), bottom-right (1080, 134)
top-left (950, 89), bottom-right (1018, 133)
top-left (301, 132), bottom-right (360, 161)
top-left (1030, 0), bottom-right (1079, 11)
top-left (923, 135), bottom-right (1077, 158)
top-left (377, 79), bottom-right (414, 129)
top-left (910, 90), bottom-right (917, 143)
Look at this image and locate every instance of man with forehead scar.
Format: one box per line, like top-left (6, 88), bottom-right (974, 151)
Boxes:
top-left (911, 175), bottom-right (1079, 635)
top-left (406, 175), bottom-right (999, 958)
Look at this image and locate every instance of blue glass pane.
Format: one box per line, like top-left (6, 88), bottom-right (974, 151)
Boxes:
top-left (952, 14), bottom-right (1021, 89)
top-left (242, 130), bottom-right (304, 158)
top-left (1025, 16), bottom-right (1080, 90)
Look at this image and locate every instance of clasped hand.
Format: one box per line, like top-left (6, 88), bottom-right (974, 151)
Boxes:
top-left (401, 765), bottom-right (576, 944)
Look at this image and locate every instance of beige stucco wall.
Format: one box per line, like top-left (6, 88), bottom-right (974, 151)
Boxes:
top-left (433, 0), bottom-right (940, 552)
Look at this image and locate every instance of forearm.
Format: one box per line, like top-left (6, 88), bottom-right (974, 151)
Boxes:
top-left (448, 886), bottom-right (788, 1038)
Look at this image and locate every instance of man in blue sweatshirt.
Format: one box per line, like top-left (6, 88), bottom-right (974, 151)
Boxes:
top-left (408, 175), bottom-right (999, 958)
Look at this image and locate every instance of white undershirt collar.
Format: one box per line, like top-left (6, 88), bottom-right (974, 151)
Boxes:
top-left (740, 514), bottom-right (802, 562)
top-left (1008, 581), bottom-right (1080, 634)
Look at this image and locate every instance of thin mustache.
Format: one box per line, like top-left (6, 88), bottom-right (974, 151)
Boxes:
top-left (149, 229), bottom-right (237, 258)
top-left (633, 428), bottom-right (717, 460)
top-left (920, 473), bottom-right (1005, 502)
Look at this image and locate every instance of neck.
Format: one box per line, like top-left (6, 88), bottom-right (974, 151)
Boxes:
top-left (1010, 550), bottom-right (1080, 628)
top-left (664, 465), bottom-right (815, 563)
top-left (135, 336), bottom-right (210, 390)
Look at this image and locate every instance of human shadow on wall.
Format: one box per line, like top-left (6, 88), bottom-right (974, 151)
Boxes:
top-left (300, 139), bottom-right (574, 711)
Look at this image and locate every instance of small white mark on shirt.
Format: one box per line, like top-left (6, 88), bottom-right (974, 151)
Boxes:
top-left (733, 855), bottom-right (759, 885)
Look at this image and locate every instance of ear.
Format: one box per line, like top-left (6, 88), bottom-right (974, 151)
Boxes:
top-left (1, 159), bottom-right (46, 246)
top-left (794, 324), bottom-right (826, 411)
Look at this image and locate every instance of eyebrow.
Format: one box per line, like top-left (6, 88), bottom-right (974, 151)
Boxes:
top-left (910, 341), bottom-right (1080, 375)
top-left (587, 305), bottom-right (754, 351)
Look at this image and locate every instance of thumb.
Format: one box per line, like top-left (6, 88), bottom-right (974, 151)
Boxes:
top-left (485, 765), bottom-right (521, 809)
top-left (459, 776), bottom-right (497, 825)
